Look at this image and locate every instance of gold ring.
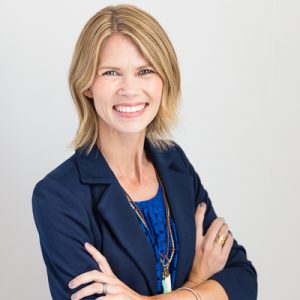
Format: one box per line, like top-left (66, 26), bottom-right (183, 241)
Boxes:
top-left (214, 233), bottom-right (227, 246)
top-left (102, 282), bottom-right (108, 295)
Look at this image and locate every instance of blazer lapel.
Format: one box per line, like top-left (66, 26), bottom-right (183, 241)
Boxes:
top-left (75, 138), bottom-right (196, 294)
top-left (97, 179), bottom-right (158, 293)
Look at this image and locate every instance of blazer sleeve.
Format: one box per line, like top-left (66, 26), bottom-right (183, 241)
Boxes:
top-left (32, 177), bottom-right (101, 300)
top-left (176, 144), bottom-right (258, 300)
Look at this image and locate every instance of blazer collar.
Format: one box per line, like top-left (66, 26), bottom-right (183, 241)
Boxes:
top-left (75, 137), bottom-right (195, 294)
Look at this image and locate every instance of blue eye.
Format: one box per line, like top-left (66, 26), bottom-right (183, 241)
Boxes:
top-left (102, 70), bottom-right (118, 76)
top-left (139, 69), bottom-right (155, 75)
top-left (101, 69), bottom-right (155, 76)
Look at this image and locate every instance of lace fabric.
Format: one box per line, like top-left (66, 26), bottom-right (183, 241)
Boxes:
top-left (134, 183), bottom-right (178, 293)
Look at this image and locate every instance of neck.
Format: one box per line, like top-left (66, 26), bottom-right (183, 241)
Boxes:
top-left (97, 127), bottom-right (148, 184)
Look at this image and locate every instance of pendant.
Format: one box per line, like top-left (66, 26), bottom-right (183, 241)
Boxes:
top-left (162, 268), bottom-right (172, 293)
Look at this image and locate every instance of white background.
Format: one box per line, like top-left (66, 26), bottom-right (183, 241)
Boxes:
top-left (0, 1), bottom-right (299, 299)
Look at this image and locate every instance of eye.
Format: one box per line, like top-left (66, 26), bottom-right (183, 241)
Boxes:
top-left (102, 70), bottom-right (119, 76)
top-left (139, 69), bottom-right (155, 75)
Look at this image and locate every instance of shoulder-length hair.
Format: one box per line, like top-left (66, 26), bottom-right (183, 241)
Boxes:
top-left (68, 4), bottom-right (181, 154)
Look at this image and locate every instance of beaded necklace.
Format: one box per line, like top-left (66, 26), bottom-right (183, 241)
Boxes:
top-left (124, 168), bottom-right (175, 293)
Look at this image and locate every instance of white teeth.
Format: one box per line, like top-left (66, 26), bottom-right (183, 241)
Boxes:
top-left (114, 104), bottom-right (146, 113)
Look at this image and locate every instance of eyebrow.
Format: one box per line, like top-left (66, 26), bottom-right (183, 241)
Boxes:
top-left (98, 64), bottom-right (153, 70)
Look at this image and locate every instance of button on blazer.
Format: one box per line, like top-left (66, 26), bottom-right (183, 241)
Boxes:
top-left (32, 138), bottom-right (257, 300)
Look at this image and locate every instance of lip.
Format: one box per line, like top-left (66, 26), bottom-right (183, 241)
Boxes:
top-left (113, 102), bottom-right (148, 107)
top-left (113, 103), bottom-right (148, 118)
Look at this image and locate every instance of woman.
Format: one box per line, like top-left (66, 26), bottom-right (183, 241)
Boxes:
top-left (32, 4), bottom-right (257, 300)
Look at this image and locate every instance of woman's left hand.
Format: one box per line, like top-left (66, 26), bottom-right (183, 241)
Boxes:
top-left (68, 242), bottom-right (147, 300)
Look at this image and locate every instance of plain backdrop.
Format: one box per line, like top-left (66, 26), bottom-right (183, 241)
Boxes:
top-left (0, 0), bottom-right (299, 299)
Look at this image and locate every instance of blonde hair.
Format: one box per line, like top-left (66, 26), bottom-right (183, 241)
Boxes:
top-left (68, 4), bottom-right (181, 154)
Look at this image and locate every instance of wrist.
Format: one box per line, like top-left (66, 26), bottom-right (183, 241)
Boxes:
top-left (140, 295), bottom-right (152, 300)
top-left (177, 287), bottom-right (203, 300)
top-left (183, 280), bottom-right (196, 288)
top-left (184, 277), bottom-right (207, 288)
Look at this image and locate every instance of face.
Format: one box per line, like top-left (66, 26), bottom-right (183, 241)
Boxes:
top-left (85, 33), bottom-right (163, 137)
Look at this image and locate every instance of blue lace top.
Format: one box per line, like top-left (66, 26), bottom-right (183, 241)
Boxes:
top-left (134, 182), bottom-right (178, 294)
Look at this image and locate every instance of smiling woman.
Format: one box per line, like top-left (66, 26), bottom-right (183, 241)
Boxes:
top-left (68, 4), bottom-right (181, 154)
top-left (83, 33), bottom-right (163, 135)
top-left (32, 3), bottom-right (257, 300)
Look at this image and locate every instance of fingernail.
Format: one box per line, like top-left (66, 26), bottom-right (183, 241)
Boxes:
top-left (71, 294), bottom-right (78, 300)
top-left (68, 280), bottom-right (74, 288)
top-left (200, 202), bottom-right (206, 207)
top-left (85, 242), bottom-right (92, 247)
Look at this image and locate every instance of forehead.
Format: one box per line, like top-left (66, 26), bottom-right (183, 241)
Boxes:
top-left (99, 33), bottom-right (148, 65)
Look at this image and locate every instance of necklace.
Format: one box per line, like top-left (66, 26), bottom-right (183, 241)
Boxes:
top-left (124, 168), bottom-right (175, 293)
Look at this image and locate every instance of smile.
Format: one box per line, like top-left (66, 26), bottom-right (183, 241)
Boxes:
top-left (113, 103), bottom-right (148, 118)
top-left (113, 103), bottom-right (147, 113)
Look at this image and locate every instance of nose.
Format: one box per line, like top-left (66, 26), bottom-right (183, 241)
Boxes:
top-left (117, 74), bottom-right (140, 97)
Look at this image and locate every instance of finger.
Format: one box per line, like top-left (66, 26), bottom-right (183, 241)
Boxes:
top-left (85, 243), bottom-right (115, 276)
top-left (71, 282), bottom-right (121, 300)
top-left (69, 270), bottom-right (117, 290)
top-left (204, 217), bottom-right (225, 246)
top-left (195, 203), bottom-right (206, 248)
top-left (213, 223), bottom-right (229, 248)
top-left (221, 232), bottom-right (234, 258)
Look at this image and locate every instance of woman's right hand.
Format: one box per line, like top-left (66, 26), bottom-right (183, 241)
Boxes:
top-left (185, 203), bottom-right (234, 287)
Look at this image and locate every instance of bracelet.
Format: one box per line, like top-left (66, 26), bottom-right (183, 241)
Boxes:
top-left (177, 287), bottom-right (202, 300)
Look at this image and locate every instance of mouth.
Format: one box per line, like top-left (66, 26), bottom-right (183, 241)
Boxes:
top-left (113, 103), bottom-right (149, 118)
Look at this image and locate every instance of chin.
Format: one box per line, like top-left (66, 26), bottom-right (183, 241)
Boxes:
top-left (112, 123), bottom-right (149, 135)
top-left (116, 128), bottom-right (147, 135)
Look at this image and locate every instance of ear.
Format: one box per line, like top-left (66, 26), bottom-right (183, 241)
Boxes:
top-left (84, 88), bottom-right (93, 98)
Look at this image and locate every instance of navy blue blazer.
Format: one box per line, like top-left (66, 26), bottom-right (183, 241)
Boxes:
top-left (32, 138), bottom-right (257, 299)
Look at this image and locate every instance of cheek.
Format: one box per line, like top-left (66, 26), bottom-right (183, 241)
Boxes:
top-left (148, 78), bottom-right (163, 101)
top-left (92, 94), bottom-right (112, 120)
top-left (92, 81), bottom-right (114, 99)
top-left (91, 83), bottom-right (114, 110)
